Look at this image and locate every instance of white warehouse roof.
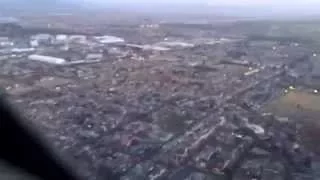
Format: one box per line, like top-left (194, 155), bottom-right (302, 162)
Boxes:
top-left (28, 54), bottom-right (66, 65)
top-left (94, 35), bottom-right (125, 44)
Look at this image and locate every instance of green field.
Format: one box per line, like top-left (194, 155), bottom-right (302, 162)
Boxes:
top-left (266, 91), bottom-right (320, 153)
top-left (266, 91), bottom-right (320, 117)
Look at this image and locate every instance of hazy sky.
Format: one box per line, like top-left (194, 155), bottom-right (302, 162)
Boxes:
top-left (84, 0), bottom-right (320, 6)
top-left (207, 0), bottom-right (320, 6)
top-left (78, 0), bottom-right (320, 17)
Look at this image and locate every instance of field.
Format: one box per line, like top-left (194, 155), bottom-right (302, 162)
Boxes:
top-left (266, 91), bottom-right (320, 118)
top-left (266, 91), bottom-right (320, 153)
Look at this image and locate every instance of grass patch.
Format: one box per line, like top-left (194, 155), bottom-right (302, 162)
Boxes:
top-left (265, 91), bottom-right (320, 118)
top-left (266, 91), bottom-right (320, 154)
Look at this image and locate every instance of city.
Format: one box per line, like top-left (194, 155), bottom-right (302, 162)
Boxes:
top-left (1, 3), bottom-right (320, 179)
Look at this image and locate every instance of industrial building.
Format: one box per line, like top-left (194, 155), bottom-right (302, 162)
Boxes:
top-left (28, 54), bottom-right (66, 65)
top-left (94, 35), bottom-right (125, 44)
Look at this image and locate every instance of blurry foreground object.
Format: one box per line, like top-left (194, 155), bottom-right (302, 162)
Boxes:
top-left (0, 95), bottom-right (82, 180)
top-left (0, 160), bottom-right (39, 180)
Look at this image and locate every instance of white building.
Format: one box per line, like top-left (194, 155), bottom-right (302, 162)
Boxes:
top-left (155, 41), bottom-right (194, 48)
top-left (94, 36), bottom-right (125, 44)
top-left (11, 48), bottom-right (35, 53)
top-left (30, 39), bottom-right (39, 47)
top-left (0, 41), bottom-right (14, 47)
top-left (28, 54), bottom-right (66, 65)
top-left (54, 34), bottom-right (69, 44)
top-left (0, 37), bottom-right (13, 47)
top-left (56, 34), bottom-right (68, 41)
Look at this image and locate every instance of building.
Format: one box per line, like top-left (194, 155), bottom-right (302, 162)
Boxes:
top-left (126, 44), bottom-right (170, 51)
top-left (54, 34), bottom-right (68, 45)
top-left (0, 39), bottom-right (14, 47)
top-left (155, 41), bottom-right (194, 48)
top-left (94, 35), bottom-right (125, 44)
top-left (11, 48), bottom-right (35, 53)
top-left (69, 35), bottom-right (87, 44)
top-left (86, 53), bottom-right (103, 60)
top-left (30, 39), bottom-right (39, 47)
top-left (31, 34), bottom-right (54, 45)
top-left (56, 34), bottom-right (68, 41)
top-left (28, 54), bottom-right (66, 65)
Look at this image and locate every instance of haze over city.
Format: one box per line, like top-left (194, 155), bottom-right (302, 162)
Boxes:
top-left (1, 0), bottom-right (320, 18)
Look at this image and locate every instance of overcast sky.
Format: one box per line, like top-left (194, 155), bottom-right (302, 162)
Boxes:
top-left (77, 0), bottom-right (320, 17)
top-left (207, 0), bottom-right (320, 6)
top-left (83, 0), bottom-right (320, 6)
